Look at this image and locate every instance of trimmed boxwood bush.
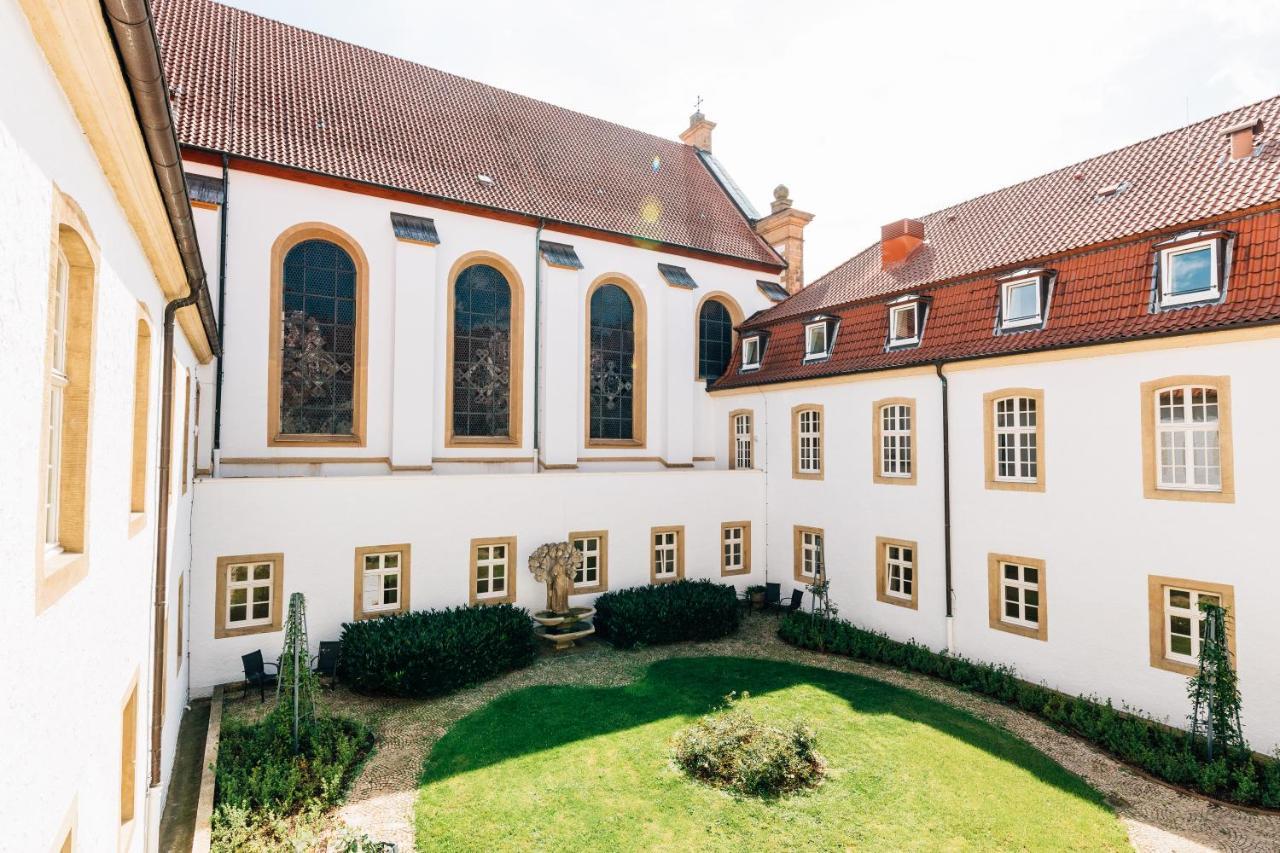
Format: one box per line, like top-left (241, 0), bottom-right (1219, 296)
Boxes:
top-left (594, 579), bottom-right (741, 648)
top-left (779, 611), bottom-right (1280, 808)
top-left (338, 604), bottom-right (537, 698)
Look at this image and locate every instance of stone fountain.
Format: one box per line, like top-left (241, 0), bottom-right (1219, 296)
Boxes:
top-left (528, 541), bottom-right (596, 650)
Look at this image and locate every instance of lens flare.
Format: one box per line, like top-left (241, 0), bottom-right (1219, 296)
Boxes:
top-left (640, 195), bottom-right (662, 224)
top-left (651, 155), bottom-right (661, 173)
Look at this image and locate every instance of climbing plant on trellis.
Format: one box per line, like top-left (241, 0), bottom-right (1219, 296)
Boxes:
top-left (274, 591), bottom-right (319, 753)
top-left (1187, 602), bottom-right (1244, 761)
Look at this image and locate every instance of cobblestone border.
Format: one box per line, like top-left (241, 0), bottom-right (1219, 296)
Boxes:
top-left (192, 684), bottom-right (223, 853)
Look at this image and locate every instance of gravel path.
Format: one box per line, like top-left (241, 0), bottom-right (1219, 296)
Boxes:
top-left (224, 614), bottom-right (1280, 851)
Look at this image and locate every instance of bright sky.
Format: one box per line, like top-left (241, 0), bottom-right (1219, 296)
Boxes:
top-left (223, 0), bottom-right (1280, 279)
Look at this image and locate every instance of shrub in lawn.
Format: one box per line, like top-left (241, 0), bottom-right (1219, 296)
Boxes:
top-left (594, 580), bottom-right (741, 648)
top-left (778, 610), bottom-right (1280, 808)
top-left (338, 603), bottom-right (537, 698)
top-left (672, 692), bottom-right (825, 797)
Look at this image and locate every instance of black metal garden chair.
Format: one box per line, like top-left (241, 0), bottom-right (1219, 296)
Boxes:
top-left (762, 582), bottom-right (781, 613)
top-left (240, 650), bottom-right (278, 703)
top-left (778, 588), bottom-right (804, 616)
top-left (311, 640), bottom-right (340, 684)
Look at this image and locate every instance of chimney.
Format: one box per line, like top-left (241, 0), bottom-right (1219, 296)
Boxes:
top-left (680, 110), bottom-right (716, 153)
top-left (1222, 117), bottom-right (1261, 160)
top-left (881, 218), bottom-right (925, 269)
top-left (753, 185), bottom-right (815, 294)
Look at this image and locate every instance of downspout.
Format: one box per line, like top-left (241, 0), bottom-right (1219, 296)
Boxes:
top-left (101, 0), bottom-right (221, 796)
top-left (212, 154), bottom-right (229, 472)
top-left (531, 220), bottom-right (544, 472)
top-left (934, 362), bottom-right (955, 653)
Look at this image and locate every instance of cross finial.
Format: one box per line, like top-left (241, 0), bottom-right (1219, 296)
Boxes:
top-left (694, 94), bottom-right (703, 114)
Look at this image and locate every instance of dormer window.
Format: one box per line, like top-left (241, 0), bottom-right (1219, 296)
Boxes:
top-left (996, 269), bottom-right (1053, 331)
top-left (804, 322), bottom-right (828, 360)
top-left (889, 303), bottom-right (920, 347)
top-left (1157, 233), bottom-right (1224, 307)
top-left (741, 335), bottom-right (762, 371)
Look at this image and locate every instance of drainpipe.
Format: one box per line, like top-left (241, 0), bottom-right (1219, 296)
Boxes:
top-left (531, 220), bottom-right (544, 472)
top-left (212, 154), bottom-right (229, 474)
top-left (934, 362), bottom-right (955, 653)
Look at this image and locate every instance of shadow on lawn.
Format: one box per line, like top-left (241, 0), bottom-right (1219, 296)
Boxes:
top-left (418, 655), bottom-right (1110, 808)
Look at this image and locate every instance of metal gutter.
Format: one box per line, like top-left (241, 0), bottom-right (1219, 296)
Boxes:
top-left (213, 154), bottom-right (229, 462)
top-left (934, 363), bottom-right (955, 653)
top-left (532, 219), bottom-right (544, 472)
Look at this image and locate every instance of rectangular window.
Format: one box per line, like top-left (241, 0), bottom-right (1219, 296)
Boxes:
top-left (214, 553), bottom-right (284, 638)
top-left (569, 530), bottom-right (608, 594)
top-left (741, 336), bottom-right (761, 370)
top-left (873, 399), bottom-right (915, 484)
top-left (471, 537), bottom-right (516, 604)
top-left (1159, 239), bottom-right (1220, 306)
top-left (984, 389), bottom-right (1045, 491)
top-left (875, 537), bottom-right (918, 609)
top-left (792, 405), bottom-right (824, 479)
top-left (120, 675), bottom-right (138, 830)
top-left (987, 554), bottom-right (1047, 641)
top-left (45, 249), bottom-right (70, 549)
top-left (650, 526), bottom-right (684, 583)
top-left (1147, 575), bottom-right (1235, 675)
top-left (889, 303), bottom-right (919, 346)
top-left (355, 544), bottom-right (411, 619)
top-left (1001, 277), bottom-right (1042, 327)
top-left (1141, 376), bottom-right (1233, 503)
top-left (793, 525), bottom-right (824, 582)
top-left (804, 322), bottom-right (829, 360)
top-left (721, 521), bottom-right (752, 576)
top-left (129, 316), bottom-right (151, 535)
top-left (731, 410), bottom-right (753, 470)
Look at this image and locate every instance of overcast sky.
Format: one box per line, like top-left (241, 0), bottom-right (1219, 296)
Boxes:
top-left (222, 0), bottom-right (1280, 278)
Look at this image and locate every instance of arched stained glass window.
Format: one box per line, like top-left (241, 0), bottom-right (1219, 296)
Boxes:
top-left (452, 263), bottom-right (513, 438)
top-left (589, 284), bottom-right (636, 440)
top-left (280, 239), bottom-right (357, 435)
top-left (698, 299), bottom-right (734, 381)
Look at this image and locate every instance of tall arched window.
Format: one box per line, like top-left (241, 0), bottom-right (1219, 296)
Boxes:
top-left (269, 225), bottom-right (367, 445)
top-left (697, 299), bottom-right (734, 381)
top-left (451, 263), bottom-right (515, 441)
top-left (587, 280), bottom-right (646, 444)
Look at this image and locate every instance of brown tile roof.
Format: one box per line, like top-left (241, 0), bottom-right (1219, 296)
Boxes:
top-left (760, 95), bottom-right (1280, 322)
top-left (152, 0), bottom-right (780, 268)
top-left (713, 205), bottom-right (1280, 389)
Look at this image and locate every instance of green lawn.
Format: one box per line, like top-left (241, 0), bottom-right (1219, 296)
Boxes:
top-left (416, 657), bottom-right (1129, 851)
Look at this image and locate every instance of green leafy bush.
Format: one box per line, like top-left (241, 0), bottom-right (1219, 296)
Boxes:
top-left (779, 611), bottom-right (1280, 808)
top-left (672, 692), bottom-right (825, 797)
top-left (338, 603), bottom-right (537, 697)
top-left (594, 580), bottom-right (741, 648)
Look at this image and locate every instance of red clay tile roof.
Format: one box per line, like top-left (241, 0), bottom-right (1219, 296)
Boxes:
top-left (761, 95), bottom-right (1280, 323)
top-left (152, 0), bottom-right (780, 268)
top-left (714, 205), bottom-right (1280, 389)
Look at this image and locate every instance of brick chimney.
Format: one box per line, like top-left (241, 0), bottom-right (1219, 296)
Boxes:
top-left (881, 218), bottom-right (925, 269)
top-left (680, 110), bottom-right (716, 153)
top-left (754, 185), bottom-right (815, 294)
top-left (1222, 117), bottom-right (1261, 160)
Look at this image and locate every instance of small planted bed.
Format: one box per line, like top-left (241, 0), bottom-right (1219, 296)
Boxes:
top-left (415, 657), bottom-right (1130, 850)
top-left (594, 579), bottom-right (742, 648)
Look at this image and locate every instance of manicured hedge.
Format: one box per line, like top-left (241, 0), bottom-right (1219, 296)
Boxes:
top-left (594, 580), bottom-right (741, 648)
top-left (338, 604), bottom-right (537, 698)
top-left (779, 611), bottom-right (1280, 808)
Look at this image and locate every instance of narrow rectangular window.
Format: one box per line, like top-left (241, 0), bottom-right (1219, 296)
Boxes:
top-left (1163, 586), bottom-right (1221, 665)
top-left (120, 677), bottom-right (138, 828)
top-left (741, 336), bottom-right (761, 370)
top-left (880, 404), bottom-right (911, 477)
top-left (569, 531), bottom-right (608, 594)
top-left (1156, 385), bottom-right (1220, 491)
top-left (984, 389), bottom-right (1044, 491)
top-left (45, 249), bottom-right (70, 549)
top-left (889, 303), bottom-right (919, 346)
top-left (987, 554), bottom-right (1047, 640)
top-left (475, 543), bottom-right (508, 598)
top-left (129, 317), bottom-right (151, 532)
top-left (731, 411), bottom-right (753, 470)
top-left (721, 522), bottom-right (751, 576)
top-left (793, 405), bottom-right (824, 478)
top-left (794, 526), bottom-right (824, 582)
top-left (804, 322), bottom-right (828, 359)
top-left (651, 526), bottom-right (683, 583)
top-left (875, 537), bottom-right (919, 609)
top-left (214, 553), bottom-right (284, 638)
top-left (357, 546), bottom-right (409, 618)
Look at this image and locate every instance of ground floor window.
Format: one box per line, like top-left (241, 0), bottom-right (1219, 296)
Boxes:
top-left (470, 537), bottom-right (517, 605)
top-left (793, 526), bottom-right (824, 582)
top-left (986, 553), bottom-right (1047, 641)
top-left (651, 526), bottom-right (684, 583)
top-left (875, 536), bottom-right (918, 609)
top-left (721, 522), bottom-right (751, 575)
top-left (355, 544), bottom-right (411, 619)
top-left (1146, 575), bottom-right (1235, 675)
top-left (569, 530), bottom-right (608, 594)
top-left (215, 553), bottom-right (285, 638)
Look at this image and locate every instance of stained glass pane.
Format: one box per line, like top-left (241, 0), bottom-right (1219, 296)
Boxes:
top-left (453, 264), bottom-right (513, 437)
top-left (589, 284), bottom-right (636, 440)
top-left (280, 239), bottom-right (357, 435)
top-left (698, 300), bottom-right (733, 381)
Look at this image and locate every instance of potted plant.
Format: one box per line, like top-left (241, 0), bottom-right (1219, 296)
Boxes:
top-left (745, 584), bottom-right (767, 610)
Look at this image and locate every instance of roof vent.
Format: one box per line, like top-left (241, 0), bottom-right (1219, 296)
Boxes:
top-left (476, 174), bottom-right (495, 186)
top-left (1222, 117), bottom-right (1261, 160)
top-left (881, 218), bottom-right (925, 269)
top-left (1096, 181), bottom-right (1129, 198)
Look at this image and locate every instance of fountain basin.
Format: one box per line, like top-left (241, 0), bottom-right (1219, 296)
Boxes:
top-left (531, 606), bottom-right (595, 627)
top-left (533, 619), bottom-right (596, 650)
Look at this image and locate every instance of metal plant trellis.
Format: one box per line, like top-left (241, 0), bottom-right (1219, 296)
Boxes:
top-left (1188, 602), bottom-right (1244, 761)
top-left (276, 591), bottom-right (318, 753)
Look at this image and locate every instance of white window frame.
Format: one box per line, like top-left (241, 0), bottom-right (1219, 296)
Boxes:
top-left (803, 321), bottom-right (829, 361)
top-left (653, 529), bottom-right (679, 580)
top-left (733, 412), bottom-right (753, 470)
top-left (1159, 239), bottom-right (1220, 307)
top-left (888, 303), bottom-right (920, 346)
top-left (1000, 276), bottom-right (1042, 328)
top-left (884, 542), bottom-right (914, 601)
top-left (45, 249), bottom-right (71, 551)
top-left (993, 396), bottom-right (1038, 483)
top-left (722, 525), bottom-right (746, 573)
top-left (797, 408), bottom-right (822, 474)
top-left (999, 561), bottom-right (1040, 630)
top-left (741, 336), bottom-right (761, 371)
top-left (879, 403), bottom-right (912, 478)
top-left (361, 550), bottom-right (402, 614)
top-left (572, 535), bottom-right (602, 586)
top-left (800, 529), bottom-right (823, 579)
top-left (474, 541), bottom-right (509, 600)
top-left (226, 560), bottom-right (275, 629)
top-left (1155, 384), bottom-right (1221, 492)
top-left (1163, 586), bottom-right (1221, 666)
